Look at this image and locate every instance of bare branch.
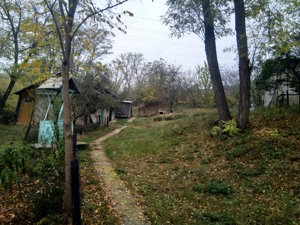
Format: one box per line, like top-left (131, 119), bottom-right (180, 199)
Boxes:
top-left (58, 0), bottom-right (67, 29)
top-left (72, 0), bottom-right (128, 40)
top-left (44, 0), bottom-right (65, 56)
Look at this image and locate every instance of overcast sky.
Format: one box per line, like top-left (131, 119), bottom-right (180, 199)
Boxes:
top-left (96, 0), bottom-right (237, 71)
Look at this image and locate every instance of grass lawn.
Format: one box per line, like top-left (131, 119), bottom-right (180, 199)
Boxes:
top-left (0, 124), bottom-right (27, 144)
top-left (104, 108), bottom-right (300, 225)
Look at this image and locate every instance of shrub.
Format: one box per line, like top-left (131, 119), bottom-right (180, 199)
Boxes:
top-left (0, 144), bottom-right (33, 193)
top-left (211, 120), bottom-right (240, 137)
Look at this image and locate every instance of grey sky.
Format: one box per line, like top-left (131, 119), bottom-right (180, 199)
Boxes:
top-left (97, 0), bottom-right (237, 71)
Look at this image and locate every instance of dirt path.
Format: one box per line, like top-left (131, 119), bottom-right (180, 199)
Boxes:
top-left (90, 125), bottom-right (150, 225)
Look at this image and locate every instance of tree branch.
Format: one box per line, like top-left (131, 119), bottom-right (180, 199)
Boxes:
top-left (44, 0), bottom-right (65, 57)
top-left (58, 0), bottom-right (67, 29)
top-left (72, 0), bottom-right (128, 40)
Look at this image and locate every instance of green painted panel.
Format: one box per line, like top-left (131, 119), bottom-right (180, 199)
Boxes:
top-left (38, 120), bottom-right (54, 145)
top-left (58, 119), bottom-right (64, 137)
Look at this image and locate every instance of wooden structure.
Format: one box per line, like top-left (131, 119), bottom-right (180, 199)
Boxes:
top-left (15, 77), bottom-right (80, 125)
top-left (138, 102), bottom-right (165, 117)
top-left (15, 77), bottom-right (80, 144)
top-left (116, 101), bottom-right (132, 118)
top-left (15, 84), bottom-right (40, 125)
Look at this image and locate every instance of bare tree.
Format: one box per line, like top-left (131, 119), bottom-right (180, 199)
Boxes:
top-left (44, 0), bottom-right (128, 212)
top-left (0, 0), bottom-right (37, 115)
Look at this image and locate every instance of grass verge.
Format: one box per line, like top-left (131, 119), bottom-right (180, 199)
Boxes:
top-left (78, 148), bottom-right (120, 225)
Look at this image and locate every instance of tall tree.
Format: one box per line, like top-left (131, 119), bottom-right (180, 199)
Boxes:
top-left (163, 0), bottom-right (231, 121)
top-left (247, 0), bottom-right (300, 69)
top-left (0, 0), bottom-right (36, 115)
top-left (110, 52), bottom-right (144, 99)
top-left (143, 59), bottom-right (182, 108)
top-left (43, 0), bottom-right (128, 213)
top-left (71, 26), bottom-right (112, 76)
top-left (234, 0), bottom-right (251, 130)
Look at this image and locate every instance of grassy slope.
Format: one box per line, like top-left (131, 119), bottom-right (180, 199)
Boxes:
top-left (104, 108), bottom-right (300, 225)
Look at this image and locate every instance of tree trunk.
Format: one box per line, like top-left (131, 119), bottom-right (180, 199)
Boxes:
top-left (62, 61), bottom-right (74, 213)
top-left (202, 0), bottom-right (231, 121)
top-left (234, 0), bottom-right (251, 130)
top-left (62, 0), bottom-right (78, 213)
top-left (0, 78), bottom-right (16, 115)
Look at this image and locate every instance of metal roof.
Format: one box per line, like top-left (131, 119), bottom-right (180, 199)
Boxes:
top-left (37, 77), bottom-right (80, 93)
top-left (38, 77), bottom-right (62, 90)
top-left (121, 100), bottom-right (133, 104)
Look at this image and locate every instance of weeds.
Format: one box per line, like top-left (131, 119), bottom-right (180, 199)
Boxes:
top-left (211, 120), bottom-right (240, 137)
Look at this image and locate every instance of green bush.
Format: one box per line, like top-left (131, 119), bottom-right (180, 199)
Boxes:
top-left (211, 120), bottom-right (240, 137)
top-left (0, 144), bottom-right (33, 193)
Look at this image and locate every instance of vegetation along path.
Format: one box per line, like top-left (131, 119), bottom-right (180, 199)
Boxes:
top-left (90, 122), bottom-right (150, 225)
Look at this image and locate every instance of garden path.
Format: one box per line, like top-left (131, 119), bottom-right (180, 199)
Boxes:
top-left (90, 118), bottom-right (150, 225)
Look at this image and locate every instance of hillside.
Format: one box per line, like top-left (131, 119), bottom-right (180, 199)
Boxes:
top-left (104, 108), bottom-right (300, 225)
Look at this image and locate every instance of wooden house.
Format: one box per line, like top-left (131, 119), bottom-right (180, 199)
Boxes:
top-left (15, 77), bottom-right (80, 144)
top-left (15, 83), bottom-right (40, 125)
top-left (15, 77), bottom-right (80, 125)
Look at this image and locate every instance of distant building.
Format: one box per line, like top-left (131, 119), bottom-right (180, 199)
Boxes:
top-left (138, 102), bottom-right (165, 117)
top-left (116, 101), bottom-right (133, 118)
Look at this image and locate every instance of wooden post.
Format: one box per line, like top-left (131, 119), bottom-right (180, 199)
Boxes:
top-left (73, 134), bottom-right (77, 157)
top-left (71, 134), bottom-right (80, 225)
top-left (71, 159), bottom-right (81, 225)
top-left (286, 90), bottom-right (289, 107)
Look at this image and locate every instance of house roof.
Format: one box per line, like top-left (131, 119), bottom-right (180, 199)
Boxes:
top-left (37, 77), bottom-right (80, 94)
top-left (121, 100), bottom-right (133, 104)
top-left (15, 76), bottom-right (81, 95)
top-left (14, 83), bottom-right (40, 95)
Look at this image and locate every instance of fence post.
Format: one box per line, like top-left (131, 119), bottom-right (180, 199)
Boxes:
top-left (71, 159), bottom-right (81, 225)
top-left (73, 134), bottom-right (77, 157)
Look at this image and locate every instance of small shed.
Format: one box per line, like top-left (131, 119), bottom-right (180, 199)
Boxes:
top-left (15, 83), bottom-right (40, 125)
top-left (116, 101), bottom-right (132, 118)
top-left (15, 76), bottom-right (80, 144)
top-left (37, 77), bottom-right (80, 144)
top-left (15, 77), bottom-right (80, 124)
